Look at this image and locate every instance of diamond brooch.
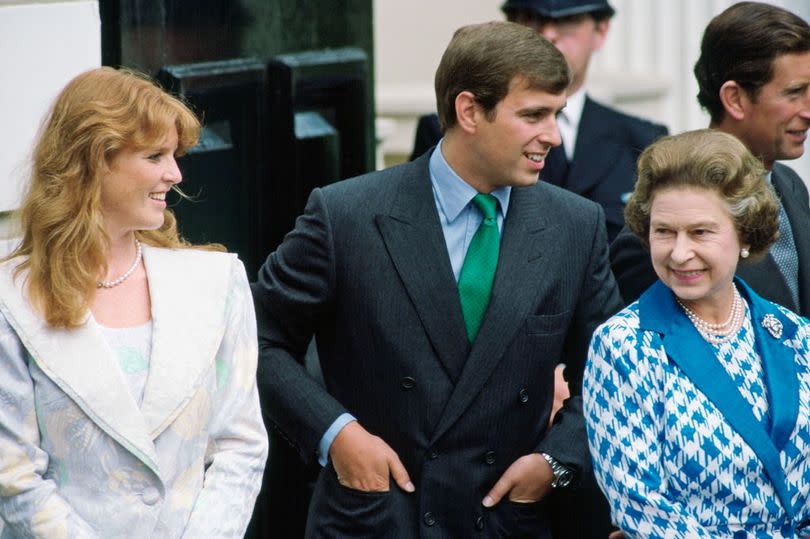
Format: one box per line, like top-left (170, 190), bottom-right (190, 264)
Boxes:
top-left (761, 314), bottom-right (783, 339)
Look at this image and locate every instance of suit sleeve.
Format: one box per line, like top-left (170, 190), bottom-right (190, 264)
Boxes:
top-left (610, 118), bottom-right (666, 305)
top-left (181, 257), bottom-right (269, 538)
top-left (610, 226), bottom-right (658, 306)
top-left (253, 187), bottom-right (348, 463)
top-left (536, 204), bottom-right (623, 474)
top-left (584, 319), bottom-right (713, 538)
top-left (792, 168), bottom-right (810, 204)
top-left (630, 119), bottom-right (668, 151)
top-left (0, 314), bottom-right (99, 538)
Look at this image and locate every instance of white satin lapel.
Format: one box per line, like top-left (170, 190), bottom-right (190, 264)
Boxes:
top-left (139, 246), bottom-right (233, 438)
top-left (0, 261), bottom-right (160, 475)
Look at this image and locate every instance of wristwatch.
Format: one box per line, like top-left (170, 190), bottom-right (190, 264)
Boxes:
top-left (541, 453), bottom-right (574, 488)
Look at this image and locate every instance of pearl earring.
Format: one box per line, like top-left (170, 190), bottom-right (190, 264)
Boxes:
top-left (740, 247), bottom-right (750, 259)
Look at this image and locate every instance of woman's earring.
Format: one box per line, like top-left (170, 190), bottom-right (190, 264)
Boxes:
top-left (740, 247), bottom-right (750, 259)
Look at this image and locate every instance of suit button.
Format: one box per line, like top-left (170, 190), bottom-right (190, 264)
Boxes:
top-left (475, 516), bottom-right (484, 530)
top-left (428, 449), bottom-right (439, 460)
top-left (141, 486), bottom-right (160, 506)
top-left (424, 512), bottom-right (436, 526)
top-left (401, 376), bottom-right (416, 390)
top-left (519, 388), bottom-right (529, 404)
top-left (484, 450), bottom-right (496, 465)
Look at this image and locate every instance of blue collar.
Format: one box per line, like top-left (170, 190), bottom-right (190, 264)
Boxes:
top-left (429, 140), bottom-right (511, 222)
top-left (638, 278), bottom-right (799, 517)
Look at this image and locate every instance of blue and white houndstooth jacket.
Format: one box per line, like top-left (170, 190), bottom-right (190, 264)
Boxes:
top-left (584, 279), bottom-right (810, 538)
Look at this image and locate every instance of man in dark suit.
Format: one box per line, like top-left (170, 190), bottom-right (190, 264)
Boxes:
top-left (254, 21), bottom-right (621, 538)
top-left (411, 0), bottom-right (667, 242)
top-left (611, 2), bottom-right (810, 315)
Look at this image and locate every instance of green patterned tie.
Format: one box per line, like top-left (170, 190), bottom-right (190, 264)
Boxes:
top-left (458, 193), bottom-right (500, 342)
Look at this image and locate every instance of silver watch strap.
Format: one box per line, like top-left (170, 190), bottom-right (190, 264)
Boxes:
top-left (541, 452), bottom-right (574, 488)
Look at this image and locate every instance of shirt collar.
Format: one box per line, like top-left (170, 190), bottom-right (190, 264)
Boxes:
top-left (560, 86), bottom-right (587, 129)
top-left (429, 140), bottom-right (511, 222)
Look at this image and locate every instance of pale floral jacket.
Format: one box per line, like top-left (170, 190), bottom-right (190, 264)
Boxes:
top-left (0, 246), bottom-right (268, 538)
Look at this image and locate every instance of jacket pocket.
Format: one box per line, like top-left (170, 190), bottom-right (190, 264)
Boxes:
top-left (306, 463), bottom-right (395, 538)
top-left (525, 312), bottom-right (571, 336)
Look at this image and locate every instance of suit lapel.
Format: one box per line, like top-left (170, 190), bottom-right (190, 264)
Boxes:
top-left (566, 98), bottom-right (612, 196)
top-left (0, 261), bottom-right (160, 475)
top-left (772, 164), bottom-right (810, 316)
top-left (430, 186), bottom-right (548, 443)
top-left (737, 254), bottom-right (794, 311)
top-left (376, 165), bottom-right (470, 381)
top-left (639, 281), bottom-right (795, 517)
top-left (139, 246), bottom-right (231, 438)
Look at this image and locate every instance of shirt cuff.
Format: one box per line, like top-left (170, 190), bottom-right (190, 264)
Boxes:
top-left (317, 413), bottom-right (357, 466)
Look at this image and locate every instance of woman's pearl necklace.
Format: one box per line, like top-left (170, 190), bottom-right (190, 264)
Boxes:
top-left (97, 239), bottom-right (142, 289)
top-left (676, 284), bottom-right (744, 345)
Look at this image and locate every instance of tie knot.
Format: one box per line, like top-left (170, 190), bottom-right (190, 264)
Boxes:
top-left (473, 193), bottom-right (498, 221)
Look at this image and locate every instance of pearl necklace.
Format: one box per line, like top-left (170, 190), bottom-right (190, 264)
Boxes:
top-left (97, 239), bottom-right (142, 289)
top-left (676, 285), bottom-right (744, 345)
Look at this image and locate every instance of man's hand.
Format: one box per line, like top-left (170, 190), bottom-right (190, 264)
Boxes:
top-left (329, 421), bottom-right (415, 493)
top-left (482, 453), bottom-right (553, 507)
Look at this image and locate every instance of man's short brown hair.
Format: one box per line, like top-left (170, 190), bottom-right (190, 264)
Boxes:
top-left (434, 21), bottom-right (570, 131)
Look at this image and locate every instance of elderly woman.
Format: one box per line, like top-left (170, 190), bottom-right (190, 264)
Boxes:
top-left (583, 129), bottom-right (810, 538)
top-left (0, 67), bottom-right (267, 538)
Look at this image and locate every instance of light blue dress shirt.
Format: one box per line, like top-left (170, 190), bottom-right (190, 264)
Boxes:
top-left (317, 141), bottom-right (511, 465)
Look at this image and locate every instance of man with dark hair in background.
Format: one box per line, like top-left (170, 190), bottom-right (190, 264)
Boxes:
top-left (611, 2), bottom-right (810, 317)
top-left (411, 0), bottom-right (668, 243)
top-left (254, 20), bottom-right (621, 538)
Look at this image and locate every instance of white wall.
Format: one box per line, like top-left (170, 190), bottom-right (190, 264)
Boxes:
top-left (0, 0), bottom-right (100, 237)
top-left (594, 0), bottom-right (810, 185)
top-left (373, 1), bottom-right (502, 162)
top-left (374, 0), bottom-right (810, 187)
top-left (2, 2), bottom-right (809, 213)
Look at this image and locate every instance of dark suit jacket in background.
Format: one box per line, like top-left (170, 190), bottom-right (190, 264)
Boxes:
top-left (253, 150), bottom-right (622, 538)
top-left (611, 162), bottom-right (810, 315)
top-left (410, 97), bottom-right (668, 242)
top-left (410, 114), bottom-right (443, 162)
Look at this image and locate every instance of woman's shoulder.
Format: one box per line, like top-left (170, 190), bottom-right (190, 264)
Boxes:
top-left (768, 302), bottom-right (810, 345)
top-left (143, 244), bottom-right (237, 261)
top-left (595, 302), bottom-right (642, 338)
top-left (772, 302), bottom-right (808, 326)
top-left (588, 302), bottom-right (669, 381)
top-left (143, 245), bottom-right (239, 270)
top-left (590, 302), bottom-right (655, 359)
top-left (142, 245), bottom-right (246, 289)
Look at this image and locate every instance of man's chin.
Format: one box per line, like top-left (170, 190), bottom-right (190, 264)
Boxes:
top-left (520, 176), bottom-right (540, 187)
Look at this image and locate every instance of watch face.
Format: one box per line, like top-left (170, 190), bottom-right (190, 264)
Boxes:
top-left (556, 470), bottom-right (573, 488)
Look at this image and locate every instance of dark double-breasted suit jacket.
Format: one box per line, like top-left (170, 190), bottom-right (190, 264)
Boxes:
top-left (253, 150), bottom-right (622, 538)
top-left (410, 98), bottom-right (668, 243)
top-left (611, 162), bottom-right (810, 315)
